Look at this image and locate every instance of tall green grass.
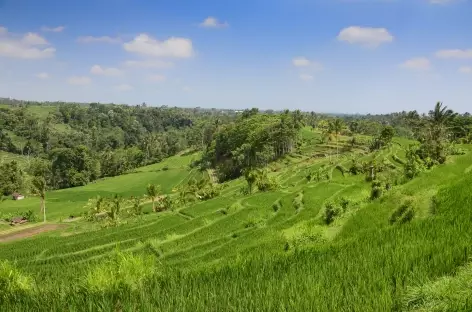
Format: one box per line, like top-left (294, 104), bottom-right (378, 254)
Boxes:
top-left (2, 165), bottom-right (472, 311)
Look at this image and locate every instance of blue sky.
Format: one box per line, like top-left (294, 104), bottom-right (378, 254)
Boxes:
top-left (0, 0), bottom-right (471, 113)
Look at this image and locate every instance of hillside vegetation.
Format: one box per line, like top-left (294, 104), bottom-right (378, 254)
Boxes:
top-left (1, 101), bottom-right (472, 311)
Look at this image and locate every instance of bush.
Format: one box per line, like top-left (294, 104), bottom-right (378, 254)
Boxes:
top-left (272, 199), bottom-right (282, 212)
top-left (371, 180), bottom-right (384, 200)
top-left (323, 201), bottom-right (341, 225)
top-left (256, 176), bottom-right (279, 192)
top-left (156, 195), bottom-right (173, 212)
top-left (404, 145), bottom-right (426, 180)
top-left (22, 210), bottom-right (37, 222)
top-left (339, 197), bottom-right (350, 212)
top-left (349, 159), bottom-right (364, 175)
top-left (447, 143), bottom-right (466, 156)
top-left (239, 186), bottom-right (251, 195)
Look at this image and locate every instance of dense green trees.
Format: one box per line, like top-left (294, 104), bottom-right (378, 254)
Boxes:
top-left (202, 111), bottom-right (302, 181)
top-left (0, 101), bottom-right (237, 191)
top-left (0, 161), bottom-right (25, 196)
top-left (1, 99), bottom-right (471, 194)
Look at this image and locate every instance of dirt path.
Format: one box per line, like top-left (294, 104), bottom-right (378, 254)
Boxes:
top-left (0, 224), bottom-right (65, 243)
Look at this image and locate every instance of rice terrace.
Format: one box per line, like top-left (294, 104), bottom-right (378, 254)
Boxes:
top-left (2, 1), bottom-right (472, 311)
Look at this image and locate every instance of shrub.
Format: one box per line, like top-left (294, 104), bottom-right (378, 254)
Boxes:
top-left (256, 176), bottom-right (279, 192)
top-left (195, 181), bottom-right (221, 201)
top-left (423, 157), bottom-right (436, 169)
top-left (156, 195), bottom-right (173, 212)
top-left (404, 145), bottom-right (426, 180)
top-left (371, 180), bottom-right (384, 200)
top-left (272, 199), bottom-right (282, 212)
top-left (239, 185), bottom-right (251, 195)
top-left (349, 159), bottom-right (364, 175)
top-left (285, 224), bottom-right (326, 250)
top-left (22, 210), bottom-right (37, 222)
top-left (339, 197), bottom-right (350, 212)
top-left (323, 201), bottom-right (340, 225)
top-left (447, 143), bottom-right (466, 156)
top-left (131, 196), bottom-right (143, 215)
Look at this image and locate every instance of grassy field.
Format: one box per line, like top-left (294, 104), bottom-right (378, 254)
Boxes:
top-left (1, 130), bottom-right (471, 311)
top-left (0, 154), bottom-right (193, 220)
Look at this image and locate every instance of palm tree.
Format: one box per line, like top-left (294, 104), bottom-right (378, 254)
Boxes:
top-left (31, 176), bottom-right (47, 222)
top-left (291, 110), bottom-right (304, 130)
top-left (330, 119), bottom-right (344, 160)
top-left (428, 102), bottom-right (456, 141)
top-left (146, 184), bottom-right (160, 212)
top-left (107, 195), bottom-right (123, 221)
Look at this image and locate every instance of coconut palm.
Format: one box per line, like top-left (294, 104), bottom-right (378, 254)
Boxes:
top-left (428, 102), bottom-right (456, 141)
top-left (146, 184), bottom-right (160, 212)
top-left (330, 118), bottom-right (345, 159)
top-left (31, 176), bottom-right (47, 222)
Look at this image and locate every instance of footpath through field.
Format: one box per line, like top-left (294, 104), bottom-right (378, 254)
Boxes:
top-left (0, 224), bottom-right (64, 243)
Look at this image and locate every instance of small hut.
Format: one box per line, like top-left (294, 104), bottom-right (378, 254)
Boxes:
top-left (10, 216), bottom-right (28, 226)
top-left (12, 193), bottom-right (25, 200)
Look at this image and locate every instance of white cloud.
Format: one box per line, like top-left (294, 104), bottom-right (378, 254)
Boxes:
top-left (183, 86), bottom-right (192, 92)
top-left (77, 36), bottom-right (121, 44)
top-left (114, 84), bottom-right (133, 91)
top-left (35, 72), bottom-right (49, 79)
top-left (41, 26), bottom-right (65, 33)
top-left (90, 65), bottom-right (123, 77)
top-left (149, 74), bottom-right (166, 82)
top-left (200, 17), bottom-right (229, 28)
top-left (300, 74), bottom-right (314, 81)
top-left (123, 34), bottom-right (193, 58)
top-left (68, 76), bottom-right (91, 85)
top-left (0, 28), bottom-right (55, 59)
top-left (124, 59), bottom-right (174, 69)
top-left (436, 49), bottom-right (472, 59)
top-left (459, 66), bottom-right (472, 74)
top-left (22, 33), bottom-right (48, 45)
top-left (337, 26), bottom-right (394, 48)
top-left (292, 57), bottom-right (323, 70)
top-left (401, 57), bottom-right (431, 70)
top-left (292, 57), bottom-right (311, 67)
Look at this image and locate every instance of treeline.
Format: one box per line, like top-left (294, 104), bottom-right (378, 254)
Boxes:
top-left (340, 109), bottom-right (472, 141)
top-left (0, 101), bottom-right (235, 194)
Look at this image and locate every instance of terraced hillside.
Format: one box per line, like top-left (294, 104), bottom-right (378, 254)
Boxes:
top-left (0, 136), bottom-right (452, 271)
top-left (1, 129), bottom-right (471, 311)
